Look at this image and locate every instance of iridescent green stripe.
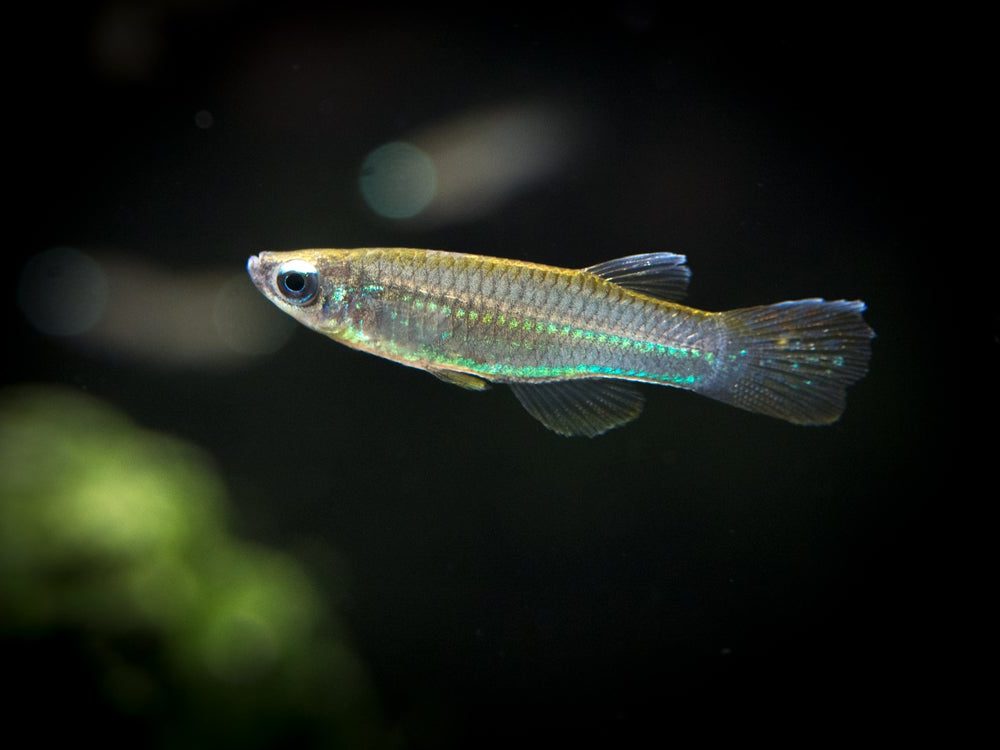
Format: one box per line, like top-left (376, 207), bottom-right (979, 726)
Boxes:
top-left (375, 337), bottom-right (701, 384)
top-left (430, 355), bottom-right (700, 384)
top-left (384, 290), bottom-right (714, 361)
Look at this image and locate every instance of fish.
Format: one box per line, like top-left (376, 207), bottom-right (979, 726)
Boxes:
top-left (247, 248), bottom-right (873, 437)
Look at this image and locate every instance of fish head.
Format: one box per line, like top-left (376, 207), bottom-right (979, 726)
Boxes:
top-left (247, 249), bottom-right (357, 338)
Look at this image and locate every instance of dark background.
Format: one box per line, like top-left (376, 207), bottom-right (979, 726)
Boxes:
top-left (7, 3), bottom-right (960, 746)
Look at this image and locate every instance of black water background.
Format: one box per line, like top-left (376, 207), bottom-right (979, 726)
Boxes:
top-left (6, 5), bottom-right (965, 746)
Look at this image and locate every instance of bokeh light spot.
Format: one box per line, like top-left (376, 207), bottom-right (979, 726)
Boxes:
top-left (18, 247), bottom-right (108, 336)
top-left (359, 141), bottom-right (437, 219)
top-left (194, 109), bottom-right (214, 129)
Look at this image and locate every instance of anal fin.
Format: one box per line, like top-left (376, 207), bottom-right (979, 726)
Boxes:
top-left (509, 379), bottom-right (644, 437)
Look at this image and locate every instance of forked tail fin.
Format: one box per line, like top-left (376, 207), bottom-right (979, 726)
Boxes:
top-left (706, 300), bottom-right (874, 424)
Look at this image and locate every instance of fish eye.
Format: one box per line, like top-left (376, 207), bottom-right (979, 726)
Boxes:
top-left (274, 260), bottom-right (319, 306)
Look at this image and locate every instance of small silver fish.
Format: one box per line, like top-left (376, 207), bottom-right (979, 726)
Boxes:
top-left (248, 248), bottom-right (873, 436)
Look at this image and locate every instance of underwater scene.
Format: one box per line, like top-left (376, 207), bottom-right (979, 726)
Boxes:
top-left (5, 6), bottom-right (956, 748)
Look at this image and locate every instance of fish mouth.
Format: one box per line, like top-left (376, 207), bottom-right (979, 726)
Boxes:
top-left (246, 254), bottom-right (267, 289)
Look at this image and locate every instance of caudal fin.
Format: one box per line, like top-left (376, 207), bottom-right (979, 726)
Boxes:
top-left (707, 299), bottom-right (874, 425)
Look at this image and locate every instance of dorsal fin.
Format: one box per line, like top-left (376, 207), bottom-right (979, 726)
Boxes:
top-left (584, 252), bottom-right (691, 301)
top-left (509, 379), bottom-right (645, 437)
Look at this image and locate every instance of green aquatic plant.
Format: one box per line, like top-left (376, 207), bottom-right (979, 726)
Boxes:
top-left (0, 386), bottom-right (393, 748)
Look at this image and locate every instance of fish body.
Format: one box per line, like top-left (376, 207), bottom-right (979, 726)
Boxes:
top-left (247, 248), bottom-right (873, 436)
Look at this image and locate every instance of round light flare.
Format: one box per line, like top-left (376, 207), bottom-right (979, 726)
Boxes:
top-left (359, 141), bottom-right (437, 219)
top-left (194, 109), bottom-right (214, 129)
top-left (18, 247), bottom-right (108, 336)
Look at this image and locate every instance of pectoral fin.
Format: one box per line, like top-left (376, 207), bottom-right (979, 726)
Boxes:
top-left (427, 367), bottom-right (491, 391)
top-left (509, 379), bottom-right (645, 437)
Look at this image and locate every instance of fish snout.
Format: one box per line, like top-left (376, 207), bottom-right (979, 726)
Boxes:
top-left (246, 254), bottom-right (271, 292)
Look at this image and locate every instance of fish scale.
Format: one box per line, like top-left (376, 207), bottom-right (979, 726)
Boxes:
top-left (324, 249), bottom-right (719, 386)
top-left (247, 247), bottom-right (873, 436)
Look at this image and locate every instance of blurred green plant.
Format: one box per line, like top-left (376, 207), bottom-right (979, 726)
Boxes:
top-left (0, 386), bottom-right (393, 748)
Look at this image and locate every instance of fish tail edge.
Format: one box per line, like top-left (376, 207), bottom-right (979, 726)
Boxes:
top-left (707, 299), bottom-right (874, 425)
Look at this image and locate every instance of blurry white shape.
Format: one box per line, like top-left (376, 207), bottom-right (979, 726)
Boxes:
top-left (194, 109), bottom-right (214, 129)
top-left (213, 273), bottom-right (296, 355)
top-left (18, 248), bottom-right (108, 336)
top-left (359, 141), bottom-right (437, 219)
top-left (40, 254), bottom-right (296, 367)
top-left (412, 103), bottom-right (580, 224)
